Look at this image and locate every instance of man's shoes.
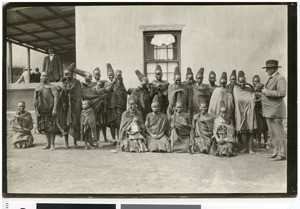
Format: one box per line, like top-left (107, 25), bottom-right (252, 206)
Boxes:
top-left (272, 156), bottom-right (286, 161)
top-left (267, 154), bottom-right (277, 158)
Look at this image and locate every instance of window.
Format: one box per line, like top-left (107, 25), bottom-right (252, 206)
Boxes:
top-left (143, 31), bottom-right (181, 83)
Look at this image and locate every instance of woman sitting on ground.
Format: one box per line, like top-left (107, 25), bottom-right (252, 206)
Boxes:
top-left (211, 100), bottom-right (236, 157)
top-left (145, 101), bottom-right (170, 152)
top-left (118, 99), bottom-right (147, 152)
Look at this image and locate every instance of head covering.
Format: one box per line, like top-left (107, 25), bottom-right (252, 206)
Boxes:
top-left (174, 66), bottom-right (181, 78)
top-left (238, 70), bottom-right (245, 79)
top-left (155, 65), bottom-right (162, 73)
top-left (197, 67), bottom-right (204, 76)
top-left (253, 74), bottom-right (260, 80)
top-left (186, 67), bottom-right (193, 75)
top-left (152, 95), bottom-right (160, 107)
top-left (231, 70), bottom-right (237, 77)
top-left (220, 100), bottom-right (227, 112)
top-left (93, 67), bottom-right (100, 73)
top-left (209, 71), bottom-right (216, 76)
top-left (262, 59), bottom-right (281, 69)
top-left (115, 70), bottom-right (122, 76)
top-left (106, 63), bottom-right (114, 76)
top-left (66, 63), bottom-right (76, 74)
top-left (135, 70), bottom-right (147, 82)
top-left (220, 72), bottom-right (227, 80)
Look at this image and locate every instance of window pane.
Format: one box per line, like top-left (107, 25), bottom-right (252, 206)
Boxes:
top-left (145, 34), bottom-right (178, 61)
top-left (146, 62), bottom-right (178, 83)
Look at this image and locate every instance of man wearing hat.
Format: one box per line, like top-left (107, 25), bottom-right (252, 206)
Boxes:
top-left (182, 67), bottom-right (196, 90)
top-left (42, 47), bottom-right (63, 82)
top-left (261, 59), bottom-right (287, 161)
top-left (168, 66), bottom-right (189, 119)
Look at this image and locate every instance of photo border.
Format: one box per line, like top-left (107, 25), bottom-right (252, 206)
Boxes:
top-left (2, 1), bottom-right (297, 198)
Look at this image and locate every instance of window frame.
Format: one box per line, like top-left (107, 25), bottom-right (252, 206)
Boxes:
top-left (143, 30), bottom-right (181, 78)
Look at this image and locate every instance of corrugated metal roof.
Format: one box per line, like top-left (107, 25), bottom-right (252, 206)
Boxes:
top-left (6, 6), bottom-right (75, 54)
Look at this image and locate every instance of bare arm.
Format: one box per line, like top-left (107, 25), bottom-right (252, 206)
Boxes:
top-left (33, 89), bottom-right (39, 117)
top-left (50, 85), bottom-right (59, 116)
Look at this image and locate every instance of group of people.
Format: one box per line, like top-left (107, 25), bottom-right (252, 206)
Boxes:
top-left (11, 59), bottom-right (287, 161)
top-left (16, 67), bottom-right (41, 83)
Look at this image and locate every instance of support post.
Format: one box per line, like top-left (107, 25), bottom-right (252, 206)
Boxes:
top-left (8, 42), bottom-right (13, 84)
top-left (27, 47), bottom-right (31, 83)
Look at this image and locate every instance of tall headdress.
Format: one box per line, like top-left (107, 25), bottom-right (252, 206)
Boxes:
top-left (186, 67), bottom-right (193, 76)
top-left (231, 70), bottom-right (237, 77)
top-left (156, 65), bottom-right (162, 73)
top-left (220, 72), bottom-right (227, 81)
top-left (135, 70), bottom-right (147, 82)
top-left (71, 63), bottom-right (90, 78)
top-left (66, 63), bottom-right (76, 74)
top-left (209, 70), bottom-right (216, 76)
top-left (107, 63), bottom-right (114, 76)
top-left (197, 67), bottom-right (204, 76)
top-left (238, 70), bottom-right (245, 79)
top-left (220, 100), bottom-right (227, 112)
top-left (115, 70), bottom-right (122, 76)
top-left (174, 66), bottom-right (181, 78)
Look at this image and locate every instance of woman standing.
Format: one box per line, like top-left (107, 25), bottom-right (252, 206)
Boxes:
top-left (233, 71), bottom-right (257, 154)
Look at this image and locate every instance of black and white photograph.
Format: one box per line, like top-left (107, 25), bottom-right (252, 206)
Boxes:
top-left (3, 3), bottom-right (297, 196)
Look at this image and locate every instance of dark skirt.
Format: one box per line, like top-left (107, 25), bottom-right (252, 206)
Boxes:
top-left (37, 115), bottom-right (60, 134)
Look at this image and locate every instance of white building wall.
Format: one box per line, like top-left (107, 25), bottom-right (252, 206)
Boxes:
top-left (76, 5), bottom-right (287, 89)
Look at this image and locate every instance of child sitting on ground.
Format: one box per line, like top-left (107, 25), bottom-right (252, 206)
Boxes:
top-left (127, 116), bottom-right (148, 152)
top-left (80, 100), bottom-right (98, 149)
top-left (211, 100), bottom-right (236, 157)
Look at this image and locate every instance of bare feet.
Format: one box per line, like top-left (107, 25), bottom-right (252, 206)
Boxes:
top-left (50, 147), bottom-right (55, 151)
top-left (42, 144), bottom-right (50, 150)
top-left (249, 150), bottom-right (254, 155)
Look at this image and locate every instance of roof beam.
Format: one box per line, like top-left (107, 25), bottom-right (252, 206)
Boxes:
top-left (7, 25), bottom-right (74, 37)
top-left (10, 26), bottom-right (67, 51)
top-left (13, 10), bottom-right (74, 44)
top-left (44, 7), bottom-right (75, 27)
top-left (29, 34), bottom-right (75, 43)
top-left (6, 38), bottom-right (47, 54)
top-left (7, 13), bottom-right (74, 27)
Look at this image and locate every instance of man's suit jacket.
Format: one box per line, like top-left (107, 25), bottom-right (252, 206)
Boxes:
top-left (42, 54), bottom-right (63, 82)
top-left (261, 72), bottom-right (286, 119)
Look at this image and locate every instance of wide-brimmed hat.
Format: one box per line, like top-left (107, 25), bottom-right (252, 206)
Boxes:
top-left (262, 59), bottom-right (281, 69)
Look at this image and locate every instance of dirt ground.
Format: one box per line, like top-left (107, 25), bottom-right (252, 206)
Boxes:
top-left (6, 129), bottom-right (287, 194)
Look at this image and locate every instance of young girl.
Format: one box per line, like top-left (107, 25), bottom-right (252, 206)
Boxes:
top-left (80, 100), bottom-right (97, 149)
top-left (211, 100), bottom-right (236, 157)
top-left (127, 116), bottom-right (148, 152)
